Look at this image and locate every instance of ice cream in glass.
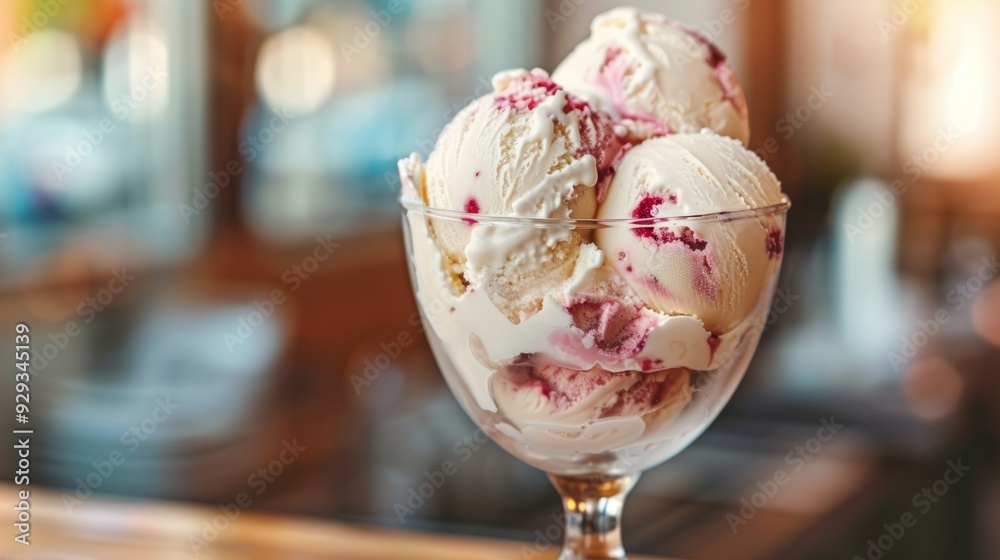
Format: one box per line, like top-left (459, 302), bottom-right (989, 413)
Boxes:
top-left (399, 8), bottom-right (789, 559)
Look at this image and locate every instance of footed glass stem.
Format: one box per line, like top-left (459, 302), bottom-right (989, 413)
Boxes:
top-left (549, 474), bottom-right (638, 560)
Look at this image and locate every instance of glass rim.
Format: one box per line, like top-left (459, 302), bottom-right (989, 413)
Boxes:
top-left (400, 196), bottom-right (791, 228)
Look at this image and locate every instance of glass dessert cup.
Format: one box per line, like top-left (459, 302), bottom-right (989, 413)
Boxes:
top-left (402, 199), bottom-right (790, 560)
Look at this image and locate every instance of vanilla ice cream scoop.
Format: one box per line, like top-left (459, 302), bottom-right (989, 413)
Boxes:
top-left (423, 68), bottom-right (624, 263)
top-left (411, 68), bottom-right (625, 323)
top-left (553, 7), bottom-right (749, 145)
top-left (595, 131), bottom-right (785, 334)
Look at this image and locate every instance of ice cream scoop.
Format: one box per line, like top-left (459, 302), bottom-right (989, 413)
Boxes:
top-left (423, 68), bottom-right (624, 262)
top-left (552, 7), bottom-right (749, 145)
top-left (595, 131), bottom-right (785, 334)
top-left (491, 357), bottom-right (692, 431)
top-left (415, 68), bottom-right (625, 322)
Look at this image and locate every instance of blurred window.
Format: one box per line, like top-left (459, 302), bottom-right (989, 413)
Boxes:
top-left (0, 0), bottom-right (207, 283)
top-left (239, 0), bottom-right (542, 242)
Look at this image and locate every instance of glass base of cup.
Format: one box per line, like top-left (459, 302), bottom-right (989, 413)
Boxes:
top-left (549, 473), bottom-right (638, 560)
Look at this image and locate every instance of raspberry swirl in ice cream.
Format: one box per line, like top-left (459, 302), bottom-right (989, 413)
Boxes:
top-left (553, 7), bottom-right (751, 145)
top-left (489, 358), bottom-right (692, 446)
top-left (658, 17), bottom-right (749, 122)
top-left (596, 131), bottom-right (784, 334)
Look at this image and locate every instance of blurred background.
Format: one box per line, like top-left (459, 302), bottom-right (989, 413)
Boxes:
top-left (1, 0), bottom-right (999, 558)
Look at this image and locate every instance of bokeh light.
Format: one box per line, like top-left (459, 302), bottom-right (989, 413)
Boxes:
top-left (1, 29), bottom-right (82, 114)
top-left (308, 3), bottom-right (390, 92)
top-left (102, 19), bottom-right (171, 123)
top-left (255, 26), bottom-right (336, 116)
top-left (406, 9), bottom-right (476, 74)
